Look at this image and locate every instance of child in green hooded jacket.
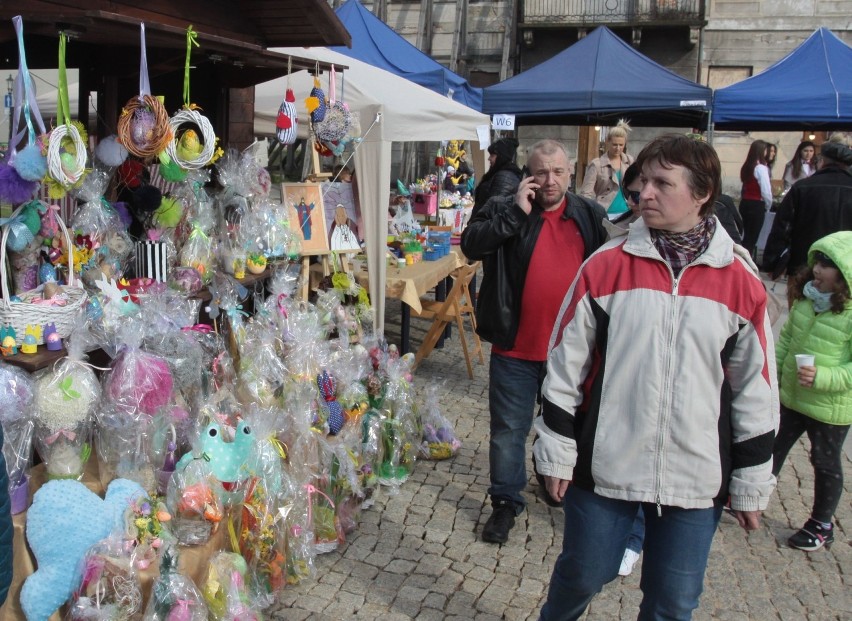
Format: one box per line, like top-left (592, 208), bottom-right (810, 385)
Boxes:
top-left (772, 230), bottom-right (852, 551)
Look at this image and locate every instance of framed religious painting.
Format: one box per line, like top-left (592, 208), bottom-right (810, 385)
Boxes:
top-left (281, 182), bottom-right (330, 253)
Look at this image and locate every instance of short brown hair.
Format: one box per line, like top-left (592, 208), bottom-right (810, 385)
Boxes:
top-left (635, 134), bottom-right (721, 216)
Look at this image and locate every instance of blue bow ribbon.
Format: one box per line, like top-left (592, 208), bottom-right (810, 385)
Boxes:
top-left (0, 212), bottom-right (34, 252)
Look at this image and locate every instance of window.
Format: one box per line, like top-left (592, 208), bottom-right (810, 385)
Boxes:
top-left (706, 66), bottom-right (752, 89)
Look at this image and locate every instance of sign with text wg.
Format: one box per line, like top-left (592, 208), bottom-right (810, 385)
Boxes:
top-left (491, 114), bottom-right (515, 130)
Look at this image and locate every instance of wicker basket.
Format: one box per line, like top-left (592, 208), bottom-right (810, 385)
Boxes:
top-left (1, 203), bottom-right (87, 345)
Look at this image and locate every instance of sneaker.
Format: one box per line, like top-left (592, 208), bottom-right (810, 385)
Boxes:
top-left (482, 499), bottom-right (517, 544)
top-left (532, 452), bottom-right (561, 508)
top-left (618, 549), bottom-right (641, 576)
top-left (788, 519), bottom-right (834, 551)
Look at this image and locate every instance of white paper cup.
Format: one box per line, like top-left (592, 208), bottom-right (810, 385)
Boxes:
top-left (795, 354), bottom-right (815, 369)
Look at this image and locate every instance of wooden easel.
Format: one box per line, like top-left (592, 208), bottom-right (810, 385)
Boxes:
top-left (306, 139), bottom-right (332, 182)
top-left (298, 248), bottom-right (362, 301)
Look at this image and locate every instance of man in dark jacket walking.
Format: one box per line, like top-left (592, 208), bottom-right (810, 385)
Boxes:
top-left (763, 135), bottom-right (852, 275)
top-left (461, 139), bottom-right (607, 543)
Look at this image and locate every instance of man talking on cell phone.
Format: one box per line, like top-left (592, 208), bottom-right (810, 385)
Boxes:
top-left (461, 140), bottom-right (608, 544)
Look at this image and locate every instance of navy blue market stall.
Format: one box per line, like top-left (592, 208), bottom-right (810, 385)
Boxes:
top-left (330, 0), bottom-right (482, 111)
top-left (481, 26), bottom-right (711, 127)
top-left (713, 28), bottom-right (852, 131)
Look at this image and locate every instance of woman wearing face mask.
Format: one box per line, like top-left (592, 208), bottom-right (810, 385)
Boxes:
top-left (580, 120), bottom-right (633, 220)
top-left (782, 141), bottom-right (817, 191)
top-left (771, 231), bottom-right (852, 552)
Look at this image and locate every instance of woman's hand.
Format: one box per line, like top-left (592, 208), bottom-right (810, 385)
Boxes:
top-left (543, 475), bottom-right (571, 503)
top-left (797, 365), bottom-right (816, 387)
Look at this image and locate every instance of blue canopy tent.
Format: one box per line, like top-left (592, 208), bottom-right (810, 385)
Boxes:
top-left (481, 26), bottom-right (710, 127)
top-left (713, 28), bottom-right (852, 131)
top-left (330, 0), bottom-right (482, 110)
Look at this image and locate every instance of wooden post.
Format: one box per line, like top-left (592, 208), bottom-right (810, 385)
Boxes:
top-left (575, 126), bottom-right (599, 190)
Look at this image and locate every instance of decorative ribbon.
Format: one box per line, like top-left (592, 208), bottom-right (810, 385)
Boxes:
top-left (99, 197), bottom-right (117, 216)
top-left (0, 212), bottom-right (34, 248)
top-left (226, 304), bottom-right (249, 321)
top-left (188, 225), bottom-right (209, 242)
top-left (44, 428), bottom-right (76, 445)
top-left (211, 351), bottom-right (225, 390)
top-left (228, 513), bottom-right (240, 554)
top-left (329, 65), bottom-right (337, 105)
top-left (138, 23), bottom-right (151, 98)
top-left (303, 483), bottom-right (335, 527)
top-left (51, 356), bottom-right (111, 376)
top-left (267, 437), bottom-right (288, 460)
top-left (10, 16), bottom-right (46, 159)
top-left (38, 202), bottom-right (60, 231)
top-left (183, 26), bottom-right (200, 108)
top-left (57, 33), bottom-right (71, 128)
top-left (181, 323), bottom-right (214, 334)
top-left (276, 293), bottom-right (289, 318)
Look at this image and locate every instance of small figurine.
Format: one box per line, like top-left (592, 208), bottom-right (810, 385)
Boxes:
top-left (44, 323), bottom-right (63, 351)
top-left (21, 325), bottom-right (41, 354)
top-left (0, 325), bottom-right (17, 356)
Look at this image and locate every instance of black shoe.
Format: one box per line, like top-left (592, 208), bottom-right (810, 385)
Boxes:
top-left (482, 499), bottom-right (517, 544)
top-left (532, 453), bottom-right (561, 508)
top-left (788, 519), bottom-right (834, 551)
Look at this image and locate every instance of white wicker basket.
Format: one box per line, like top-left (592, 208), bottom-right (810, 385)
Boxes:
top-left (1, 203), bottom-right (87, 345)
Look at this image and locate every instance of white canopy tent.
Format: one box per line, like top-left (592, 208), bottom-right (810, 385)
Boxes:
top-left (256, 46), bottom-right (490, 330)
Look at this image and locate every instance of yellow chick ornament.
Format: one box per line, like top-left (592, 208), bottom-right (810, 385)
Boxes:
top-left (176, 128), bottom-right (203, 162)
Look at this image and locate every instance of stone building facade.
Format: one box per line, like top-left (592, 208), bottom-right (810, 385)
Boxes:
top-left (346, 0), bottom-right (850, 192)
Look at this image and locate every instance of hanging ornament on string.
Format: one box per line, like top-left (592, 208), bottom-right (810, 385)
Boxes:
top-left (305, 62), bottom-right (327, 124)
top-left (163, 25), bottom-right (221, 177)
top-left (315, 65), bottom-right (351, 143)
top-left (44, 31), bottom-right (89, 198)
top-left (276, 57), bottom-right (298, 145)
top-left (117, 23), bottom-right (172, 160)
top-left (6, 16), bottom-right (48, 189)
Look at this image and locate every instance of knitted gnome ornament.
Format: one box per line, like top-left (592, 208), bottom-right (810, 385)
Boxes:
top-left (276, 88), bottom-right (298, 145)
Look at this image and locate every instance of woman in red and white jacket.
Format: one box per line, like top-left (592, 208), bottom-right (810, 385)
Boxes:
top-left (739, 139), bottom-right (774, 258)
top-left (535, 135), bottom-right (779, 621)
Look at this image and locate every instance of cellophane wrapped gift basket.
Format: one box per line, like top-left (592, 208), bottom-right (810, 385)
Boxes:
top-left (0, 15), bottom-right (474, 620)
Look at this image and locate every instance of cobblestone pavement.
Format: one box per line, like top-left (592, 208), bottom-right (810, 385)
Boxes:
top-left (269, 291), bottom-right (852, 620)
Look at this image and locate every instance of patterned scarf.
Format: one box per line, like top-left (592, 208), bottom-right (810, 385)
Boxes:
top-left (651, 217), bottom-right (716, 277)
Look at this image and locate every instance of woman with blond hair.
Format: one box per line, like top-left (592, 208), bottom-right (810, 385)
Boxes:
top-left (580, 120), bottom-right (633, 219)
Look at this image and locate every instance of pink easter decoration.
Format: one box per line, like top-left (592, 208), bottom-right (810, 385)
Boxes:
top-left (105, 347), bottom-right (174, 415)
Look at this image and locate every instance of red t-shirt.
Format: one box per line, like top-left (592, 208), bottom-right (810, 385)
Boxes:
top-left (494, 200), bottom-right (585, 361)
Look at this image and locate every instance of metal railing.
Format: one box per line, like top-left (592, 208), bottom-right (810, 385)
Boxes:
top-left (523, 0), bottom-right (703, 25)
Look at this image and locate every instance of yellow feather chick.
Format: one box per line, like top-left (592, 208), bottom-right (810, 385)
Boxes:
top-left (176, 128), bottom-right (203, 162)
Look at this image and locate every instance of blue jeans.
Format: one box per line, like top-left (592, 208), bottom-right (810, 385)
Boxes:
top-left (540, 486), bottom-right (723, 621)
top-left (488, 353), bottom-right (546, 511)
top-left (626, 507), bottom-right (646, 554)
